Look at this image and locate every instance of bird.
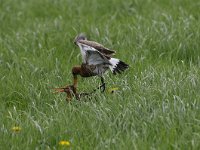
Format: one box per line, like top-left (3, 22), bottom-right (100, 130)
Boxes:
top-left (54, 85), bottom-right (78, 100)
top-left (72, 34), bottom-right (129, 92)
top-left (54, 33), bottom-right (129, 100)
top-left (54, 85), bottom-right (91, 100)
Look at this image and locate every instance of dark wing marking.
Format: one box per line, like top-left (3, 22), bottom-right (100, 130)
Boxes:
top-left (78, 40), bottom-right (116, 56)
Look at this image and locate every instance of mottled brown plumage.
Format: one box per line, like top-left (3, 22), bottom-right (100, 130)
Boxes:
top-left (54, 85), bottom-right (77, 100)
top-left (54, 85), bottom-right (92, 101)
top-left (72, 64), bottom-right (97, 77)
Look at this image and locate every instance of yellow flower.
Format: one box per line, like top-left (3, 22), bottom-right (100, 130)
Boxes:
top-left (108, 87), bottom-right (119, 93)
top-left (11, 126), bottom-right (21, 132)
top-left (59, 140), bottom-right (70, 146)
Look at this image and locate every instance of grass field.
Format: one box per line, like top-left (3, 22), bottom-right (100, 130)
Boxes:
top-left (1, 0), bottom-right (200, 149)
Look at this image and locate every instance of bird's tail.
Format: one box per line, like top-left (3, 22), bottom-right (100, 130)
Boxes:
top-left (109, 58), bottom-right (129, 75)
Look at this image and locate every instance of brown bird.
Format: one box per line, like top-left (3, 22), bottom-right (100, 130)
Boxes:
top-left (54, 85), bottom-right (91, 100)
top-left (55, 34), bottom-right (129, 100)
top-left (54, 85), bottom-right (77, 100)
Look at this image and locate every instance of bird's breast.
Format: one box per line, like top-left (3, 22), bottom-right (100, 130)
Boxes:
top-left (80, 64), bottom-right (97, 77)
top-left (80, 64), bottom-right (109, 77)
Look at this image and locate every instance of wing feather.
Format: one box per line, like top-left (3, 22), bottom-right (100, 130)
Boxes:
top-left (78, 40), bottom-right (116, 56)
top-left (86, 50), bottom-right (111, 66)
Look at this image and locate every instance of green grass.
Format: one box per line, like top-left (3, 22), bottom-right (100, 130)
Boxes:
top-left (1, 0), bottom-right (200, 149)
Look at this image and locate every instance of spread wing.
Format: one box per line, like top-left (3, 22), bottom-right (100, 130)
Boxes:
top-left (86, 50), bottom-right (111, 66)
top-left (78, 40), bottom-right (116, 56)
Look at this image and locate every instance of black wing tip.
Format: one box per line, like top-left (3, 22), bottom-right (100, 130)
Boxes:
top-left (113, 61), bottom-right (129, 75)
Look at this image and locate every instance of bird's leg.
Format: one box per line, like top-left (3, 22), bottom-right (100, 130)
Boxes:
top-left (99, 76), bottom-right (106, 92)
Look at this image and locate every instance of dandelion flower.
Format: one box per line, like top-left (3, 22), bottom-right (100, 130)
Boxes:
top-left (59, 140), bottom-right (70, 146)
top-left (11, 126), bottom-right (21, 132)
top-left (108, 87), bottom-right (119, 93)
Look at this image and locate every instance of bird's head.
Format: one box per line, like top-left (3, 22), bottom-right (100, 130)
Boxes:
top-left (74, 33), bottom-right (87, 45)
